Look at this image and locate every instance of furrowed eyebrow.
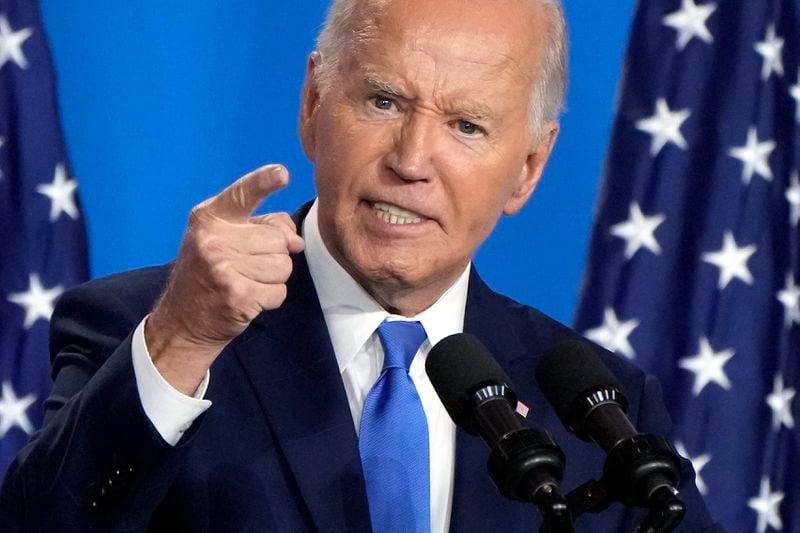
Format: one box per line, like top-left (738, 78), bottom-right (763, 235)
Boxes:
top-left (363, 75), bottom-right (403, 97)
top-left (452, 103), bottom-right (493, 123)
top-left (361, 71), bottom-right (494, 123)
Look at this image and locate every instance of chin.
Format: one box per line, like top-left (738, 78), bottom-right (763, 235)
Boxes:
top-left (353, 256), bottom-right (424, 289)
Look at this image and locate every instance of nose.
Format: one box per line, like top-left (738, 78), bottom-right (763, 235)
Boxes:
top-left (384, 112), bottom-right (437, 182)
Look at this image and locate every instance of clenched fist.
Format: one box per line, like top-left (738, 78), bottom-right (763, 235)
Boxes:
top-left (145, 164), bottom-right (304, 395)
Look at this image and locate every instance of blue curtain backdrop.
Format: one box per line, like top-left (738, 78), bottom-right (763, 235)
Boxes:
top-left (37, 0), bottom-right (634, 325)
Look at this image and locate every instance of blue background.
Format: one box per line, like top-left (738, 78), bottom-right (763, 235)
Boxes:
top-left (38, 0), bottom-right (634, 325)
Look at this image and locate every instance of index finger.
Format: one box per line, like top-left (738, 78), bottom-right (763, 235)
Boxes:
top-left (202, 164), bottom-right (289, 222)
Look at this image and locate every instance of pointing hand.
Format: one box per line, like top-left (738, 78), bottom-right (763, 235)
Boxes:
top-left (145, 164), bottom-right (304, 394)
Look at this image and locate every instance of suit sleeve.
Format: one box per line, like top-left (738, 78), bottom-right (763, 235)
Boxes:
top-left (0, 274), bottom-right (193, 531)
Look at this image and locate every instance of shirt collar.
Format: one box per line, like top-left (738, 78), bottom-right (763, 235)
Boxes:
top-left (303, 200), bottom-right (470, 374)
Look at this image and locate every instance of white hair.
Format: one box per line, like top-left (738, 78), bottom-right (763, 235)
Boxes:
top-left (314, 0), bottom-right (568, 140)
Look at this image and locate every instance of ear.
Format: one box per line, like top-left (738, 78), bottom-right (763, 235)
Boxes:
top-left (299, 51), bottom-right (323, 161)
top-left (502, 121), bottom-right (559, 215)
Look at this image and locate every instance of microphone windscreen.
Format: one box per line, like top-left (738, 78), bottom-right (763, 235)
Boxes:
top-left (535, 339), bottom-right (624, 424)
top-left (426, 333), bottom-right (512, 428)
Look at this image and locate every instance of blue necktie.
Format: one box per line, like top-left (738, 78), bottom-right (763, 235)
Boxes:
top-left (359, 320), bottom-right (430, 533)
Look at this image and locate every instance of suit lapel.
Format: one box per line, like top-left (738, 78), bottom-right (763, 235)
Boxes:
top-left (232, 249), bottom-right (372, 532)
top-left (227, 204), bottom-right (537, 532)
top-left (449, 269), bottom-right (538, 531)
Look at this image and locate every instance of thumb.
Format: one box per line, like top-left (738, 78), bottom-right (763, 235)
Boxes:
top-left (203, 164), bottom-right (289, 222)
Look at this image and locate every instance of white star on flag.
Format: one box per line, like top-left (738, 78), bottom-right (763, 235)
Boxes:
top-left (786, 170), bottom-right (800, 226)
top-left (584, 308), bottom-right (640, 360)
top-left (610, 203), bottom-right (665, 259)
top-left (36, 163), bottom-right (79, 221)
top-left (766, 374), bottom-right (795, 431)
top-left (662, 0), bottom-right (717, 50)
top-left (7, 273), bottom-right (64, 329)
top-left (635, 98), bottom-right (691, 156)
top-left (791, 71), bottom-right (800, 122)
top-left (0, 382), bottom-right (36, 438)
top-left (748, 477), bottom-right (784, 533)
top-left (0, 14), bottom-right (32, 70)
top-left (727, 127), bottom-right (775, 184)
top-left (675, 442), bottom-right (711, 495)
top-left (777, 272), bottom-right (800, 327)
top-left (789, 69), bottom-right (800, 122)
top-left (754, 24), bottom-right (784, 81)
top-left (678, 336), bottom-right (734, 396)
top-left (701, 231), bottom-right (757, 290)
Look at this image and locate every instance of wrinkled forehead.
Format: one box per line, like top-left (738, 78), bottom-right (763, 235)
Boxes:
top-left (347, 0), bottom-right (550, 77)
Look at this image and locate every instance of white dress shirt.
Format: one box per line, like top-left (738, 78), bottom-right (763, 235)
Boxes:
top-left (131, 200), bottom-right (468, 533)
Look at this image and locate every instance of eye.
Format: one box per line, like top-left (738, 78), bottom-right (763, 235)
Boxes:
top-left (455, 119), bottom-right (483, 136)
top-left (371, 95), bottom-right (395, 111)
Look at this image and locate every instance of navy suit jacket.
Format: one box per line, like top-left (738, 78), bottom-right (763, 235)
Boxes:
top-left (0, 213), bottom-right (722, 531)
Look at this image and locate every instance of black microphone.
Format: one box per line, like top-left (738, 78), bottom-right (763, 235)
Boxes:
top-left (535, 338), bottom-right (635, 452)
top-left (535, 340), bottom-right (685, 530)
top-left (427, 333), bottom-right (572, 530)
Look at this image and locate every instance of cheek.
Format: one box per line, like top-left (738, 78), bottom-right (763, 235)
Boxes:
top-left (447, 161), bottom-right (522, 230)
top-left (315, 112), bottom-right (392, 189)
top-left (313, 122), bottom-right (360, 196)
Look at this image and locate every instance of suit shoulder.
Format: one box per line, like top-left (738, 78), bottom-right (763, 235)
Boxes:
top-left (492, 291), bottom-right (648, 391)
top-left (55, 264), bottom-right (170, 315)
top-left (50, 264), bottom-right (171, 360)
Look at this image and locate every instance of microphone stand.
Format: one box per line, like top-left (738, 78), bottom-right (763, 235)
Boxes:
top-left (564, 434), bottom-right (685, 533)
top-left (532, 482), bottom-right (573, 533)
top-left (470, 394), bottom-right (573, 532)
top-left (637, 485), bottom-right (686, 533)
top-left (485, 426), bottom-right (574, 532)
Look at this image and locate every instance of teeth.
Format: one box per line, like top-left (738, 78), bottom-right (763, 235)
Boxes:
top-left (372, 202), bottom-right (423, 224)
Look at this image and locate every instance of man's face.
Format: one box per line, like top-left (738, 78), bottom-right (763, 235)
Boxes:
top-left (301, 0), bottom-right (558, 314)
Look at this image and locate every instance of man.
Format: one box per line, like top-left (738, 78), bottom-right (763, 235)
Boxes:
top-left (1, 0), bottom-right (720, 530)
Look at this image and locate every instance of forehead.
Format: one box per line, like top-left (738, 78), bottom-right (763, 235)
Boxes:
top-left (345, 0), bottom-right (548, 98)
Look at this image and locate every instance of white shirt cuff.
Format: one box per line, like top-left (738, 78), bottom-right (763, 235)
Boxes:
top-left (131, 316), bottom-right (212, 446)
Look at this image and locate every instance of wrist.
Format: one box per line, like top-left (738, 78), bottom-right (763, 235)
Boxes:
top-left (144, 309), bottom-right (223, 396)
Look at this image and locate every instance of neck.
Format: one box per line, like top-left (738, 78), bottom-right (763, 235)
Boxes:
top-left (352, 268), bottom-right (466, 317)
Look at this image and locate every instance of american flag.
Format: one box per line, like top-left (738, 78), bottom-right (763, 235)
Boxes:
top-left (0, 0), bottom-right (87, 479)
top-left (574, 0), bottom-right (799, 531)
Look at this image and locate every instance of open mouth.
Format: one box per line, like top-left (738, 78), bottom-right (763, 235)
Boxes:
top-left (372, 201), bottom-right (424, 225)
